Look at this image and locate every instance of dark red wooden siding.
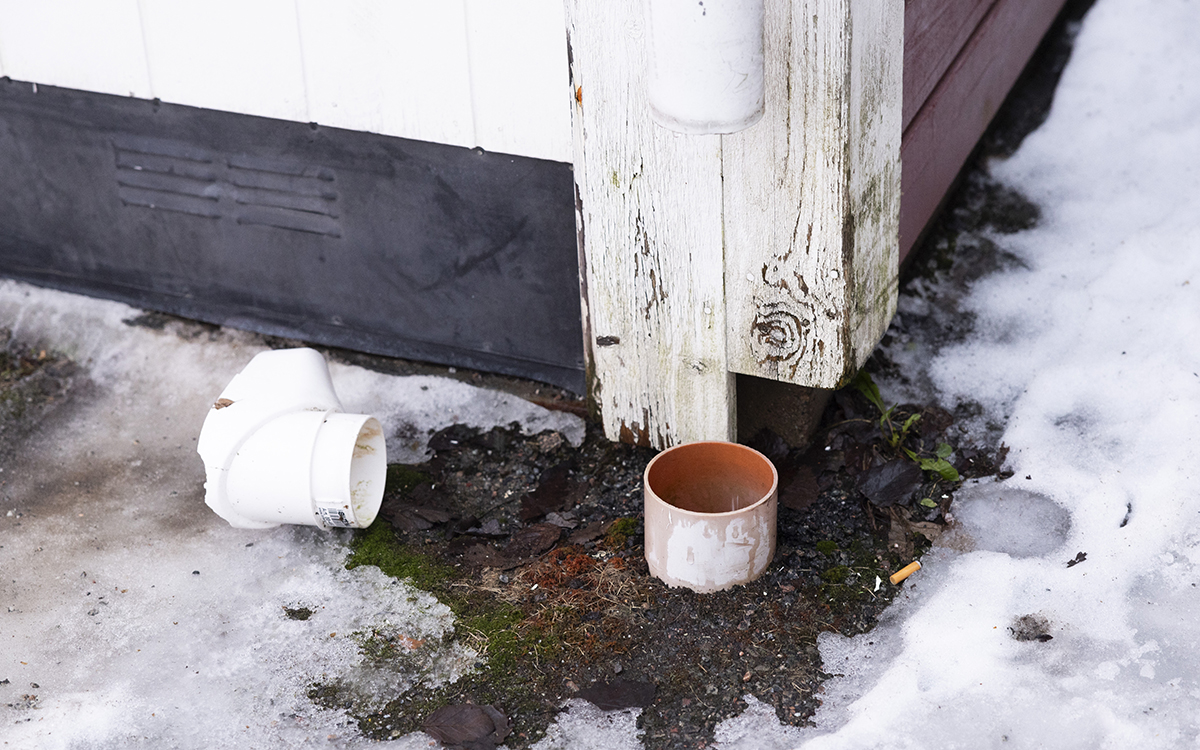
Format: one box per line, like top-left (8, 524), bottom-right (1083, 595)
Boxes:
top-left (900, 0), bottom-right (1070, 261)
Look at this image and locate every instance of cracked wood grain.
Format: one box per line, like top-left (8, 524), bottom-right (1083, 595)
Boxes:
top-left (723, 0), bottom-right (902, 388)
top-left (565, 0), bottom-right (734, 448)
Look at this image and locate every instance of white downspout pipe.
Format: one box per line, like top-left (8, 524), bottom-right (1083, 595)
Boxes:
top-left (196, 348), bottom-right (387, 530)
top-left (646, 0), bottom-right (765, 134)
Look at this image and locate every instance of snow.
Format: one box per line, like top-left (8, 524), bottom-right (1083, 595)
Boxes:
top-left (530, 700), bottom-right (644, 750)
top-left (0, 281), bottom-right (584, 748)
top-left (743, 0), bottom-right (1200, 746)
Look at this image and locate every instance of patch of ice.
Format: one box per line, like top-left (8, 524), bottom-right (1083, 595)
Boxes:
top-left (938, 479), bottom-right (1072, 559)
top-left (530, 699), bottom-right (644, 750)
top-left (712, 695), bottom-right (806, 749)
top-left (0, 279), bottom-right (584, 748)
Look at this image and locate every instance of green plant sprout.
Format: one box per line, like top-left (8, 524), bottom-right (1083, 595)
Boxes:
top-left (851, 371), bottom-right (961, 482)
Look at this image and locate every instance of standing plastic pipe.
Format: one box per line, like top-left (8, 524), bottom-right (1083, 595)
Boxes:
top-left (196, 348), bottom-right (386, 530)
top-left (644, 441), bottom-right (778, 592)
top-left (646, 0), bottom-right (765, 134)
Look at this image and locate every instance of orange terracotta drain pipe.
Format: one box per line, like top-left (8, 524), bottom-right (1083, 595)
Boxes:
top-left (643, 441), bottom-right (778, 593)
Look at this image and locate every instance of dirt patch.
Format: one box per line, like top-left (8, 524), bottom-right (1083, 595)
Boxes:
top-left (0, 330), bottom-right (77, 460)
top-left (313, 359), bottom-right (1009, 750)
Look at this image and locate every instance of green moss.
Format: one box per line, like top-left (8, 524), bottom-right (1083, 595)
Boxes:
top-left (459, 604), bottom-right (524, 665)
top-left (815, 540), bottom-right (838, 557)
top-left (346, 523), bottom-right (453, 592)
top-left (820, 565), bottom-right (850, 584)
top-left (605, 516), bottom-right (639, 549)
top-left (341, 521), bottom-right (567, 744)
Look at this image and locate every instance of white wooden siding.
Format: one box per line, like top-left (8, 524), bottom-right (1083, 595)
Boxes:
top-left (139, 0), bottom-right (309, 122)
top-left (297, 1), bottom-right (475, 147)
top-left (0, 0), bottom-right (152, 98)
top-left (0, 0), bottom-right (572, 162)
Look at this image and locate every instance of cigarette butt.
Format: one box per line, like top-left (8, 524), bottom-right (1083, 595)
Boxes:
top-left (889, 561), bottom-right (921, 585)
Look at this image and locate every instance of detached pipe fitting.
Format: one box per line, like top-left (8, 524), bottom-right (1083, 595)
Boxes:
top-left (644, 441), bottom-right (778, 592)
top-left (196, 348), bottom-right (386, 530)
top-left (646, 0), bottom-right (765, 134)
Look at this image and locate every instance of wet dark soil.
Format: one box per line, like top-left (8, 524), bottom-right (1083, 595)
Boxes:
top-left (327, 368), bottom-right (1011, 750)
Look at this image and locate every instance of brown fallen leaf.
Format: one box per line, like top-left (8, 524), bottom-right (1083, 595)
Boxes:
top-left (505, 522), bottom-right (562, 560)
top-left (377, 503), bottom-right (454, 532)
top-left (568, 519), bottom-right (610, 545)
top-left (859, 459), bottom-right (924, 507)
top-left (378, 506), bottom-right (433, 532)
top-left (422, 703), bottom-right (510, 749)
top-left (520, 462), bottom-right (575, 522)
top-left (887, 506), bottom-right (944, 558)
top-left (779, 465), bottom-right (819, 511)
top-left (459, 542), bottom-right (519, 570)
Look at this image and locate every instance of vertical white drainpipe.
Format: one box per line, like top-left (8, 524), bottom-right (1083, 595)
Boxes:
top-left (646, 0), bottom-right (766, 134)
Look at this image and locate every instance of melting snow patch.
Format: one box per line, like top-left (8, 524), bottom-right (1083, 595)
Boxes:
top-left (0, 279), bottom-right (584, 747)
top-left (531, 699), bottom-right (645, 750)
top-left (712, 0), bottom-right (1200, 746)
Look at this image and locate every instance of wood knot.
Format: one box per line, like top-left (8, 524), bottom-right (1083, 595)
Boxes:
top-left (750, 303), bottom-right (809, 366)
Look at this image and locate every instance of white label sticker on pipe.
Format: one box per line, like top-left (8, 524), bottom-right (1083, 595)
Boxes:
top-left (318, 507), bottom-right (355, 528)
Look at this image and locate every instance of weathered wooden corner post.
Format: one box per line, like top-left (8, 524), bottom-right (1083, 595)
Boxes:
top-left (565, 0), bottom-right (902, 449)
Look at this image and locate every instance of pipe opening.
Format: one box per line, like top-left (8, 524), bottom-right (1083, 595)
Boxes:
top-left (311, 413), bottom-right (386, 528)
top-left (348, 417), bottom-right (386, 526)
top-left (645, 442), bottom-right (776, 514)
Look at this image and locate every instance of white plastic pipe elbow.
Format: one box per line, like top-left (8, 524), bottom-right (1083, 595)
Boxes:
top-left (646, 0), bottom-right (765, 134)
top-left (196, 348), bottom-right (387, 530)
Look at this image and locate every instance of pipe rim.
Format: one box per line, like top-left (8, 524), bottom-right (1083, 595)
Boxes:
top-left (643, 440), bottom-right (778, 517)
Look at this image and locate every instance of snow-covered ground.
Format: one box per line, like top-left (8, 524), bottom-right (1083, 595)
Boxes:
top-left (0, 284), bottom-right (586, 749)
top-left (3, 0), bottom-right (1199, 747)
top-left (733, 0), bottom-right (1200, 746)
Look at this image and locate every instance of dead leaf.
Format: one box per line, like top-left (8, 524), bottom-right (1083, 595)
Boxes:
top-left (917, 405), bottom-right (955, 436)
top-left (520, 463), bottom-right (575, 522)
top-left (504, 523), bottom-right (561, 560)
top-left (858, 459), bottom-right (923, 507)
top-left (779, 465), bottom-right (819, 511)
top-left (577, 679), bottom-right (656, 711)
top-left (379, 506), bottom-right (434, 531)
top-left (887, 506), bottom-right (944, 558)
top-left (568, 520), bottom-right (609, 545)
top-left (842, 443), bottom-right (874, 477)
top-left (422, 703), bottom-right (510, 749)
top-left (1065, 551), bottom-right (1087, 568)
top-left (378, 481), bottom-right (457, 532)
top-left (543, 511), bottom-right (577, 529)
